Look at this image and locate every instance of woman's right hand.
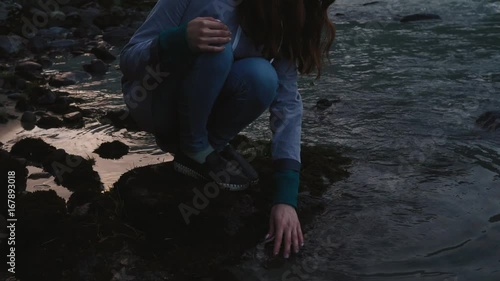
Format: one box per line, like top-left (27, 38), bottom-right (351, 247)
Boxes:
top-left (186, 17), bottom-right (232, 53)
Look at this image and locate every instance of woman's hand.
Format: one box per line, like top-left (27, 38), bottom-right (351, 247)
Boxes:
top-left (186, 17), bottom-right (232, 53)
top-left (267, 204), bottom-right (304, 258)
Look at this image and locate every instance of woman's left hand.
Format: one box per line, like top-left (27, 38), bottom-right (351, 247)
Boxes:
top-left (266, 203), bottom-right (304, 258)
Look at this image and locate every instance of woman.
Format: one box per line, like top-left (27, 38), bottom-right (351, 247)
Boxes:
top-left (120, 0), bottom-right (335, 258)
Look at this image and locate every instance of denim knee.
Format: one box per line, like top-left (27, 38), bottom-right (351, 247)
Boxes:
top-left (194, 43), bottom-right (234, 78)
top-left (232, 58), bottom-right (279, 108)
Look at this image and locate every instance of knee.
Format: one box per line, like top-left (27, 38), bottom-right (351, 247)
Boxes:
top-left (195, 43), bottom-right (234, 76)
top-left (237, 58), bottom-right (279, 107)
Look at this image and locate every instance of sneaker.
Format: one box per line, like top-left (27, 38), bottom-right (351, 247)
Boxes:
top-left (219, 144), bottom-right (259, 185)
top-left (173, 150), bottom-right (250, 191)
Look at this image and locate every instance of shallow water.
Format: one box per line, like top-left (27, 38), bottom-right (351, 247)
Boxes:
top-left (1, 0), bottom-right (499, 279)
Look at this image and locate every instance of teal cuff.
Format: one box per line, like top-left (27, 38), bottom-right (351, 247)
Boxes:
top-left (273, 170), bottom-right (300, 209)
top-left (158, 23), bottom-right (196, 70)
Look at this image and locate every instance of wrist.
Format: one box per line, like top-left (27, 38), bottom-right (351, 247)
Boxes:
top-left (272, 169), bottom-right (300, 209)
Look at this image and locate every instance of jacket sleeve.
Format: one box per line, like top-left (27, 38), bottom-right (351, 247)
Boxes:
top-left (269, 59), bottom-right (303, 208)
top-left (120, 0), bottom-right (192, 81)
top-left (269, 58), bottom-right (303, 172)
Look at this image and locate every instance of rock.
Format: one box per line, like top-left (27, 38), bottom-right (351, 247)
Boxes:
top-left (42, 148), bottom-right (102, 192)
top-left (37, 27), bottom-right (71, 40)
top-left (315, 98), bottom-right (340, 110)
top-left (0, 35), bottom-right (24, 57)
top-left (21, 111), bottom-right (37, 123)
top-left (49, 71), bottom-right (91, 87)
top-left (99, 109), bottom-right (139, 131)
top-left (0, 0), bottom-right (22, 34)
top-left (476, 111), bottom-right (500, 131)
top-left (0, 111), bottom-right (8, 123)
top-left (103, 27), bottom-right (136, 46)
top-left (28, 36), bottom-right (49, 53)
top-left (83, 59), bottom-right (108, 76)
top-left (48, 39), bottom-right (79, 49)
top-left (8, 92), bottom-right (27, 100)
top-left (63, 111), bottom-right (83, 123)
top-left (36, 115), bottom-right (64, 129)
top-left (0, 148), bottom-right (28, 192)
top-left (94, 141), bottom-right (129, 159)
top-left (110, 136), bottom-right (351, 277)
top-left (10, 138), bottom-right (56, 164)
top-left (362, 1), bottom-right (380, 6)
top-left (15, 99), bottom-right (34, 112)
top-left (62, 11), bottom-right (82, 28)
top-left (15, 61), bottom-right (43, 81)
top-left (90, 46), bottom-right (116, 62)
top-left (28, 172), bottom-right (52, 180)
top-left (35, 56), bottom-right (53, 68)
top-left (37, 90), bottom-right (57, 105)
top-left (400, 13), bottom-right (442, 23)
top-left (47, 97), bottom-right (72, 114)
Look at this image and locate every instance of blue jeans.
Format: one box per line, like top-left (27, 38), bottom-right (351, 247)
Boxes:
top-left (152, 43), bottom-right (279, 153)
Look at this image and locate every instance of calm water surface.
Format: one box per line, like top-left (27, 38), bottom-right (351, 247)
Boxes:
top-left (1, 0), bottom-right (499, 280)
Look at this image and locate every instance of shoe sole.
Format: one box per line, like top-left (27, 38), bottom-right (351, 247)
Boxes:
top-left (173, 161), bottom-right (250, 191)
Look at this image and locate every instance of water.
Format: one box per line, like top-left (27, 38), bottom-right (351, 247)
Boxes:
top-left (1, 0), bottom-right (499, 279)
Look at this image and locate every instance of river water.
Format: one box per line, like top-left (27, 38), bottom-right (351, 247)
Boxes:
top-left (1, 0), bottom-right (499, 280)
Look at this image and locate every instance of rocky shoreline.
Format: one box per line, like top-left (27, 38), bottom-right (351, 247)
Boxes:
top-left (1, 0), bottom-right (498, 280)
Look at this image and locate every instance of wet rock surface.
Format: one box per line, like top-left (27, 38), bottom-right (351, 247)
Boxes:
top-left (94, 140), bottom-right (129, 159)
top-left (3, 135), bottom-right (350, 280)
top-left (399, 13), bottom-right (442, 23)
top-left (476, 111), bottom-right (500, 131)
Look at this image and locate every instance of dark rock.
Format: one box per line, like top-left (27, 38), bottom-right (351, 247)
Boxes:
top-left (83, 59), bottom-right (108, 76)
top-left (315, 98), bottom-right (340, 110)
top-left (363, 1), bottom-right (380, 6)
top-left (0, 35), bottom-right (24, 57)
top-left (10, 138), bottom-right (57, 164)
top-left (49, 71), bottom-right (91, 87)
top-left (35, 56), bottom-right (53, 68)
top-left (37, 27), bottom-right (71, 40)
top-left (42, 148), bottom-right (102, 192)
top-left (7, 92), bottom-right (27, 100)
top-left (94, 140), bottom-right (129, 159)
top-left (21, 111), bottom-right (37, 123)
top-left (37, 90), bottom-right (57, 105)
top-left (49, 72), bottom-right (76, 87)
top-left (15, 99), bottom-right (34, 112)
top-left (476, 111), bottom-right (500, 131)
top-left (48, 39), bottom-right (79, 49)
top-left (400, 13), bottom-right (442, 23)
top-left (0, 112), bottom-right (8, 123)
top-left (28, 36), bottom-right (49, 53)
top-left (37, 115), bottom-right (64, 129)
top-left (335, 13), bottom-right (345, 16)
top-left (15, 61), bottom-right (43, 81)
top-left (28, 172), bottom-right (52, 180)
top-left (110, 136), bottom-right (350, 277)
top-left (0, 148), bottom-right (28, 192)
top-left (62, 11), bottom-right (82, 28)
top-left (99, 109), bottom-right (139, 131)
top-left (63, 111), bottom-right (83, 123)
top-left (90, 46), bottom-right (116, 62)
top-left (47, 97), bottom-right (72, 114)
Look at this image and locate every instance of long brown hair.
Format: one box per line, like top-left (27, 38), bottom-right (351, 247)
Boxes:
top-left (237, 0), bottom-right (336, 79)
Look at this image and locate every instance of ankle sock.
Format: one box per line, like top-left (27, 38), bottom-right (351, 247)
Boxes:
top-left (184, 145), bottom-right (215, 164)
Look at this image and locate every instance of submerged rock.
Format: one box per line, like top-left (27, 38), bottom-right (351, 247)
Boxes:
top-left (36, 115), bottom-right (64, 129)
top-left (99, 109), bottom-right (139, 131)
top-left (476, 111), bottom-right (500, 131)
top-left (20, 111), bottom-right (37, 123)
top-left (49, 71), bottom-right (91, 87)
top-left (400, 13), bottom-right (442, 23)
top-left (315, 98), bottom-right (340, 110)
top-left (94, 140), bottom-right (129, 159)
top-left (91, 46), bottom-right (116, 62)
top-left (83, 59), bottom-right (108, 76)
top-left (0, 35), bottom-right (24, 57)
top-left (15, 61), bottom-right (43, 81)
